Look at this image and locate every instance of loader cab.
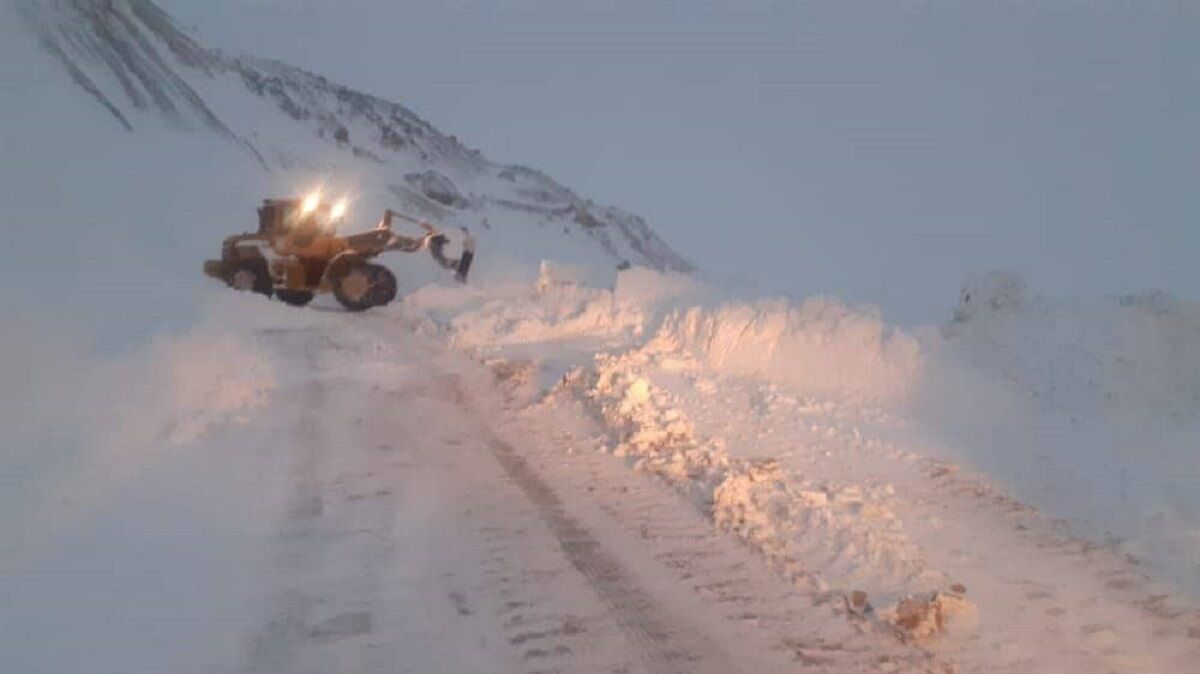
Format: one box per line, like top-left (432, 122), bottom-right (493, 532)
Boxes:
top-left (260, 197), bottom-right (341, 248)
top-left (258, 198), bottom-right (294, 234)
top-left (258, 198), bottom-right (319, 234)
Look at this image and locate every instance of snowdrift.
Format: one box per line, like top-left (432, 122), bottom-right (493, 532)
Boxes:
top-left (443, 268), bottom-right (1199, 597)
top-left (921, 274), bottom-right (1200, 592)
top-left (648, 298), bottom-right (923, 405)
top-left (555, 348), bottom-right (961, 616)
top-left (405, 264), bottom-right (706, 348)
top-left (943, 275), bottom-right (1200, 424)
top-left (433, 270), bottom-right (922, 407)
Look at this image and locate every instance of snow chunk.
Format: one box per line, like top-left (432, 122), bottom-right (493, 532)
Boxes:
top-left (887, 590), bottom-right (978, 641)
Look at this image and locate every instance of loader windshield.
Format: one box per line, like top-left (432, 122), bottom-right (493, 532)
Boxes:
top-left (291, 204), bottom-right (339, 234)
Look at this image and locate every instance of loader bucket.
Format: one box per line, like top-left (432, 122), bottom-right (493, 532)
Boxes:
top-left (455, 250), bottom-right (474, 282)
top-left (428, 230), bottom-right (475, 283)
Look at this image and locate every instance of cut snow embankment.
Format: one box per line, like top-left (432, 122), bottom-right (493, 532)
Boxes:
top-left (435, 265), bottom-right (1200, 643)
top-left (435, 270), bottom-right (976, 636)
top-left (406, 263), bottom-right (705, 348)
top-left (919, 275), bottom-right (1200, 594)
top-left (551, 349), bottom-right (972, 635)
top-left (647, 282), bottom-right (1200, 595)
top-left (648, 297), bottom-right (923, 406)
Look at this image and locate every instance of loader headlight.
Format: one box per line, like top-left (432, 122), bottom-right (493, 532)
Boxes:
top-left (331, 198), bottom-right (348, 220)
top-left (301, 191), bottom-right (322, 215)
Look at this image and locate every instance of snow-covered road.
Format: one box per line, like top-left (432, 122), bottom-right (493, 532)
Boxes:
top-left (4, 300), bottom-right (1198, 674)
top-left (230, 322), bottom-right (859, 673)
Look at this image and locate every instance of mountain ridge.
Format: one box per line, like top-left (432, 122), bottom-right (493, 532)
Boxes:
top-left (14, 0), bottom-right (692, 273)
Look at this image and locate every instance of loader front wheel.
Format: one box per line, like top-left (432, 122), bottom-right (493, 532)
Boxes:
top-left (225, 260), bottom-right (272, 297)
top-left (332, 263), bottom-right (398, 311)
top-left (275, 289), bottom-right (314, 307)
top-left (365, 264), bottom-right (397, 307)
top-left (332, 264), bottom-right (375, 311)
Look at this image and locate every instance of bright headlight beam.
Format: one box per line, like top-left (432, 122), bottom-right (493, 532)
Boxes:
top-left (331, 199), bottom-right (348, 220)
top-left (301, 191), bottom-right (321, 215)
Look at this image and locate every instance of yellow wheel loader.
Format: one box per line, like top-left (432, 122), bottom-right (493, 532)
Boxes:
top-left (203, 195), bottom-right (474, 311)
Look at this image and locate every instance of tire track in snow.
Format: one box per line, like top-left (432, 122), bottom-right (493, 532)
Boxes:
top-left (245, 339), bottom-right (336, 674)
top-left (240, 326), bottom-right (645, 673)
top-left (443, 375), bottom-right (737, 672)
top-left (485, 434), bottom-right (736, 673)
top-left (509, 401), bottom-right (932, 673)
top-left (243, 332), bottom-right (394, 674)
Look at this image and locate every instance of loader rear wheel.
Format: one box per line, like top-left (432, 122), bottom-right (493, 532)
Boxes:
top-left (225, 260), bottom-right (272, 297)
top-left (275, 289), bottom-right (314, 306)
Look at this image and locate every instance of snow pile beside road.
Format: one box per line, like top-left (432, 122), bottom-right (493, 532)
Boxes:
top-left (555, 348), bottom-right (970, 632)
top-left (648, 298), bottom-right (923, 405)
top-left (921, 274), bottom-right (1200, 593)
top-left (444, 265), bottom-right (1199, 598)
top-left (434, 264), bottom-right (706, 348)
top-left (943, 278), bottom-right (1200, 423)
top-left (442, 279), bottom-right (921, 406)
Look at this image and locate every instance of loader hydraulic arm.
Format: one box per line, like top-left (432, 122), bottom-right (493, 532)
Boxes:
top-left (380, 209), bottom-right (435, 233)
top-left (376, 208), bottom-right (475, 281)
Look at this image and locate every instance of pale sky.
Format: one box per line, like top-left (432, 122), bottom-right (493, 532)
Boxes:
top-left (161, 0), bottom-right (1200, 322)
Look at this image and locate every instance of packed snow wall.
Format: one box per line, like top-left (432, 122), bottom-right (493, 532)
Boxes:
top-left (920, 275), bottom-right (1200, 592)
top-left (442, 267), bottom-right (1199, 596)
top-left (647, 297), bottom-right (924, 405)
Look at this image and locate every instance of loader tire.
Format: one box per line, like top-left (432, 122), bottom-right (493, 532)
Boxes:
top-left (332, 263), bottom-right (376, 311)
top-left (225, 260), bottom-right (272, 297)
top-left (275, 289), bottom-right (314, 307)
top-left (332, 263), bottom-right (398, 311)
top-left (365, 264), bottom-right (397, 307)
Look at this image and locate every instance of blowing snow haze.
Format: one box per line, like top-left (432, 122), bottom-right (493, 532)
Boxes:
top-left (3, 2), bottom-right (1200, 674)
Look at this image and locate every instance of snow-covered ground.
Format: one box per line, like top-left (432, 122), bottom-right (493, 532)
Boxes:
top-left (1, 299), bottom-right (916, 673)
top-left (404, 267), bottom-right (1200, 670)
top-left (6, 284), bottom-right (1198, 673)
top-left (3, 1), bottom-right (1199, 672)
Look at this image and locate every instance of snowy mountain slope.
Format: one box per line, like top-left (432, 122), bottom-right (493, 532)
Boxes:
top-left (11, 0), bottom-right (692, 276)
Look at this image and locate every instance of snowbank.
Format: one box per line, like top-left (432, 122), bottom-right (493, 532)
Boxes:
top-left (648, 298), bottom-right (923, 405)
top-left (920, 277), bottom-right (1200, 592)
top-left (440, 263), bottom-right (1199, 598)
top-left (942, 279), bottom-right (1200, 423)
top-left (552, 347), bottom-right (972, 635)
top-left (417, 264), bottom-right (706, 348)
